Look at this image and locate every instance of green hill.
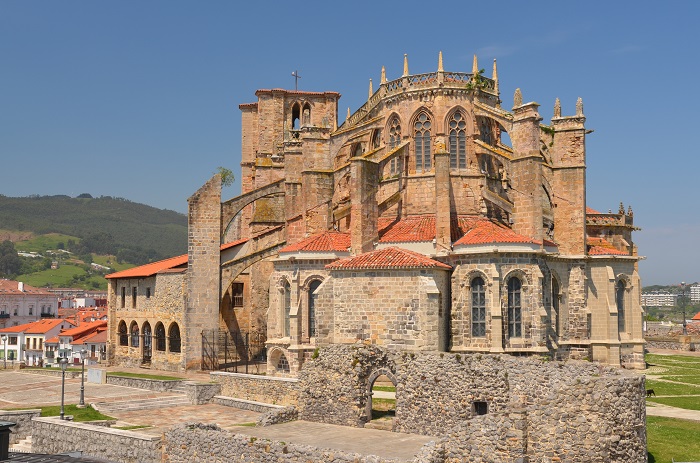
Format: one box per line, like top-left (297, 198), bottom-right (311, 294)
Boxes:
top-left (0, 194), bottom-right (187, 264)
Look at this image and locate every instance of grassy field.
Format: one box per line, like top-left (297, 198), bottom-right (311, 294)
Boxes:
top-left (20, 263), bottom-right (106, 290)
top-left (645, 353), bottom-right (700, 461)
top-left (15, 233), bottom-right (80, 252)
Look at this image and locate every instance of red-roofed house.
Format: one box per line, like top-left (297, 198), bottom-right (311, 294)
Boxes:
top-left (104, 59), bottom-right (643, 376)
top-left (0, 280), bottom-right (57, 330)
top-left (57, 320), bottom-right (107, 364)
top-left (0, 318), bottom-right (75, 366)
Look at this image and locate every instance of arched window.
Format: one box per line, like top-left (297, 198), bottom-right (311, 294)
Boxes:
top-left (291, 102), bottom-right (301, 130)
top-left (118, 320), bottom-right (128, 346)
top-left (414, 111), bottom-right (432, 172)
top-left (155, 323), bottom-right (166, 351)
top-left (302, 103), bottom-right (311, 127)
top-left (449, 111), bottom-right (467, 169)
top-left (471, 277), bottom-right (486, 337)
top-left (552, 278), bottom-right (560, 337)
top-left (130, 321), bottom-right (140, 348)
top-left (507, 278), bottom-right (522, 338)
top-left (616, 280), bottom-right (626, 333)
top-left (142, 322), bottom-right (152, 361)
top-left (169, 323), bottom-right (181, 353)
top-left (308, 280), bottom-right (322, 338)
top-left (388, 116), bottom-right (402, 176)
top-left (371, 129), bottom-right (382, 149)
top-left (284, 281), bottom-right (291, 337)
top-left (352, 143), bottom-right (363, 157)
top-left (276, 353), bottom-right (290, 373)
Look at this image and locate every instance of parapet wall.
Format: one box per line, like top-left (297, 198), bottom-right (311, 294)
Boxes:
top-left (0, 409), bottom-right (40, 444)
top-left (210, 371), bottom-right (298, 406)
top-left (31, 417), bottom-right (162, 463)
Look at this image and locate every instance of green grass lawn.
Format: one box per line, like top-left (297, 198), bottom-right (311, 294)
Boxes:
top-left (647, 396), bottom-right (700, 411)
top-left (108, 371), bottom-right (183, 381)
top-left (20, 263), bottom-right (101, 289)
top-left (9, 405), bottom-right (114, 422)
top-left (15, 233), bottom-right (80, 253)
top-left (645, 379), bottom-right (700, 396)
top-left (647, 416), bottom-right (700, 462)
top-left (372, 385), bottom-right (396, 393)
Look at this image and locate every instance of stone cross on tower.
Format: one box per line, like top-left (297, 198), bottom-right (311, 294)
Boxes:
top-left (291, 70), bottom-right (301, 91)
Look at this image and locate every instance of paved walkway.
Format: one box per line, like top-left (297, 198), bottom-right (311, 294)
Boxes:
top-left (646, 402), bottom-right (700, 421)
top-left (234, 420), bottom-right (435, 460)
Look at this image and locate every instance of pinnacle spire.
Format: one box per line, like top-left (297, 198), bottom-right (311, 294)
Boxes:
top-left (403, 54), bottom-right (409, 77)
top-left (368, 79), bottom-right (373, 99)
top-left (438, 51), bottom-right (444, 72)
top-left (576, 97), bottom-right (584, 116)
top-left (514, 88), bottom-right (522, 107)
top-left (554, 98), bottom-right (561, 118)
top-left (472, 54), bottom-right (479, 74)
top-left (492, 59), bottom-right (498, 94)
top-left (381, 66), bottom-right (386, 84)
top-left (619, 202), bottom-right (625, 215)
top-left (347, 107), bottom-right (351, 119)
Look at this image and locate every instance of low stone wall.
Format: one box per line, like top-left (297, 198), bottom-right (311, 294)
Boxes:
top-left (646, 337), bottom-right (696, 351)
top-left (183, 381), bottom-right (221, 404)
top-left (210, 371), bottom-right (298, 406)
top-left (212, 396), bottom-right (282, 413)
top-left (0, 409), bottom-right (40, 444)
top-left (22, 368), bottom-right (82, 379)
top-left (163, 423), bottom-right (430, 463)
top-left (106, 375), bottom-right (183, 392)
top-left (257, 406), bottom-right (298, 427)
top-left (31, 417), bottom-right (161, 463)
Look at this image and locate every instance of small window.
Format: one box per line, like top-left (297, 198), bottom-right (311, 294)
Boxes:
top-left (473, 401), bottom-right (488, 415)
top-left (132, 287), bottom-right (137, 308)
top-left (471, 277), bottom-right (486, 337)
top-left (146, 288), bottom-right (151, 299)
top-left (28, 306), bottom-right (33, 315)
top-left (232, 283), bottom-right (244, 307)
top-left (121, 287), bottom-right (126, 308)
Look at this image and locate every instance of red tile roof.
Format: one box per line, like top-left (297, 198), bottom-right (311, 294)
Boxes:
top-left (0, 319), bottom-right (74, 335)
top-left (587, 237), bottom-right (628, 256)
top-left (73, 329), bottom-right (107, 345)
top-left (378, 215), bottom-right (437, 242)
top-left (45, 336), bottom-right (59, 344)
top-left (106, 239), bottom-right (249, 279)
top-left (586, 207), bottom-right (601, 214)
top-left (326, 246), bottom-right (451, 270)
top-left (59, 320), bottom-right (107, 338)
top-left (692, 311), bottom-right (700, 321)
top-left (0, 279), bottom-right (52, 295)
top-left (454, 216), bottom-right (547, 246)
top-left (280, 231), bottom-right (351, 253)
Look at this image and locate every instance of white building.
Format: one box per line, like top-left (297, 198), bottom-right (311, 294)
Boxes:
top-left (641, 292), bottom-right (678, 307)
top-left (0, 318), bottom-right (75, 366)
top-left (0, 279), bottom-right (57, 329)
top-left (690, 284), bottom-right (700, 304)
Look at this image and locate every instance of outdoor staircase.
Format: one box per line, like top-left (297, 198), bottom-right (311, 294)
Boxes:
top-left (9, 435), bottom-right (32, 453)
top-left (94, 394), bottom-right (190, 414)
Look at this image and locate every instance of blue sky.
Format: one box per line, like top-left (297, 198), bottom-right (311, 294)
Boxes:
top-left (1, 1), bottom-right (698, 285)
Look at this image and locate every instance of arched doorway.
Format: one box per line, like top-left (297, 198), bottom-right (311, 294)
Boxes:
top-left (365, 369), bottom-right (397, 430)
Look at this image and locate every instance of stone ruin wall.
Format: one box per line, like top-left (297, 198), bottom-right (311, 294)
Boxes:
top-left (296, 345), bottom-right (646, 463)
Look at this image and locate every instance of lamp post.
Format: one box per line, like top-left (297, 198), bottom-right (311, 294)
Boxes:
top-left (78, 348), bottom-right (87, 407)
top-left (1, 335), bottom-right (6, 370)
top-left (59, 357), bottom-right (68, 420)
top-left (680, 282), bottom-right (688, 336)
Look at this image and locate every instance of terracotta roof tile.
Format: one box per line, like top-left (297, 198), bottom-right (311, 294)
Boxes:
top-left (692, 311), bottom-right (700, 321)
top-left (454, 216), bottom-right (546, 246)
top-left (220, 238), bottom-right (249, 251)
top-left (378, 215), bottom-right (436, 242)
top-left (586, 207), bottom-right (601, 214)
top-left (587, 237), bottom-right (628, 256)
top-left (59, 320), bottom-right (107, 338)
top-left (0, 319), bottom-right (74, 335)
top-left (73, 329), bottom-right (107, 345)
top-left (280, 231), bottom-right (351, 253)
top-left (0, 279), bottom-right (52, 295)
top-left (326, 246), bottom-right (451, 270)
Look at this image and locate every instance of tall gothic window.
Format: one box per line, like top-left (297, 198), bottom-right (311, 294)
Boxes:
top-left (449, 111), bottom-right (467, 169)
top-left (507, 278), bottom-right (522, 338)
top-left (130, 322), bottom-right (140, 348)
top-left (308, 280), bottom-right (321, 338)
top-left (155, 323), bottom-right (166, 351)
top-left (552, 278), bottom-right (560, 337)
top-left (479, 117), bottom-right (493, 145)
top-left (616, 280), bottom-right (626, 333)
top-left (284, 281), bottom-right (291, 337)
top-left (414, 112), bottom-right (432, 172)
top-left (169, 323), bottom-right (181, 353)
top-left (118, 320), bottom-right (128, 346)
top-left (388, 116), bottom-right (401, 175)
top-left (471, 277), bottom-right (486, 337)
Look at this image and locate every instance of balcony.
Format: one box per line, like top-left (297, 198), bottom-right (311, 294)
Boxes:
top-left (40, 312), bottom-right (55, 318)
top-left (0, 313), bottom-right (9, 319)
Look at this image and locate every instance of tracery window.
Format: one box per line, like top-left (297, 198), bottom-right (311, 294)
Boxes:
top-left (118, 321), bottom-right (128, 346)
top-left (616, 280), bottom-right (626, 333)
top-left (471, 277), bottom-right (486, 337)
top-left (449, 111), bottom-right (467, 169)
top-left (388, 116), bottom-right (401, 175)
top-left (284, 281), bottom-right (291, 337)
top-left (308, 280), bottom-right (321, 338)
top-left (507, 278), bottom-right (522, 338)
top-left (414, 112), bottom-right (432, 172)
top-left (130, 322), bottom-right (140, 348)
top-left (479, 117), bottom-right (493, 145)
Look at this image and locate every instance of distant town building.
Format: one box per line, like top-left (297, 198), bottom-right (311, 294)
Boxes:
top-left (642, 292), bottom-right (678, 307)
top-left (0, 318), bottom-right (75, 365)
top-left (0, 280), bottom-right (56, 329)
top-left (691, 284), bottom-right (700, 303)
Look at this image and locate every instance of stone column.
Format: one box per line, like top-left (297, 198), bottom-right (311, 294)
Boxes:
top-left (434, 139), bottom-right (452, 254)
top-left (349, 157), bottom-right (379, 255)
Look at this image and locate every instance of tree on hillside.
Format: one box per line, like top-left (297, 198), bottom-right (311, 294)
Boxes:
top-left (0, 240), bottom-right (21, 277)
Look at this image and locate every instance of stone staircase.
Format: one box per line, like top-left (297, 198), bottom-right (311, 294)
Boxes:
top-left (9, 435), bottom-right (32, 453)
top-left (95, 394), bottom-right (190, 414)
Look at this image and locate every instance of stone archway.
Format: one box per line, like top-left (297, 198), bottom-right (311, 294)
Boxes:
top-left (365, 368), bottom-right (398, 430)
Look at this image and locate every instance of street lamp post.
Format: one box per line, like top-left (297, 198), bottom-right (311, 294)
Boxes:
top-left (1, 335), bottom-right (6, 370)
top-left (78, 348), bottom-right (87, 408)
top-left (681, 282), bottom-right (688, 336)
top-left (59, 357), bottom-right (68, 420)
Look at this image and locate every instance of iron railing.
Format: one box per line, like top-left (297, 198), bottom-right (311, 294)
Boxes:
top-left (201, 330), bottom-right (267, 374)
